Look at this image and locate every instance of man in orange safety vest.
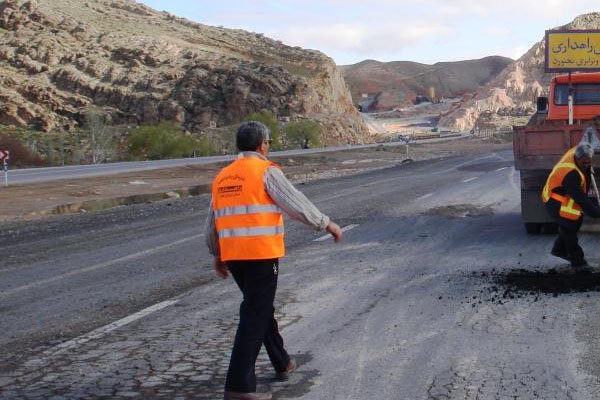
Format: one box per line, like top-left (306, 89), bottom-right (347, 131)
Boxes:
top-left (543, 141), bottom-right (600, 268)
top-left (205, 121), bottom-right (342, 400)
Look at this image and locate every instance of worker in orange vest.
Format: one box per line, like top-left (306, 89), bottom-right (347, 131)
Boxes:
top-left (204, 121), bottom-right (342, 400)
top-left (542, 142), bottom-right (600, 268)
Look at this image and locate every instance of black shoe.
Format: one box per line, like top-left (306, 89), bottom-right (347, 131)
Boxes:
top-left (275, 358), bottom-right (296, 382)
top-left (551, 247), bottom-right (571, 262)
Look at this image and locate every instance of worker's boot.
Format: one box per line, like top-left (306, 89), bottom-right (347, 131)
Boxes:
top-left (571, 257), bottom-right (589, 269)
top-left (570, 247), bottom-right (589, 269)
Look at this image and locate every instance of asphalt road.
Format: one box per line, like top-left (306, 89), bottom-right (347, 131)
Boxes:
top-left (3, 148), bottom-right (600, 399)
top-left (8, 135), bottom-right (468, 185)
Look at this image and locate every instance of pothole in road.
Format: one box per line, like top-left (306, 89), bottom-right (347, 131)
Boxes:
top-left (425, 204), bottom-right (494, 218)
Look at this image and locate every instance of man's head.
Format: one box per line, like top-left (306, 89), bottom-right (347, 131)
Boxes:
top-left (236, 121), bottom-right (271, 155)
top-left (575, 142), bottom-right (594, 171)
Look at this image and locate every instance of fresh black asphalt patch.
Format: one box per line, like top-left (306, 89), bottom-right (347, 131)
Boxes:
top-left (455, 267), bottom-right (600, 308)
top-left (497, 267), bottom-right (600, 295)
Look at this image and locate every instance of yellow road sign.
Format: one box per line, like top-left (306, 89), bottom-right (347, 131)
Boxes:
top-left (545, 30), bottom-right (600, 72)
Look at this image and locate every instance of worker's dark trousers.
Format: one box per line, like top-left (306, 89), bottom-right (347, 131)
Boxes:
top-left (546, 202), bottom-right (585, 264)
top-left (225, 259), bottom-right (290, 393)
top-left (554, 224), bottom-right (585, 263)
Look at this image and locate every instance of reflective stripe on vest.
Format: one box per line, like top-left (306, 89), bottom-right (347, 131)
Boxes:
top-left (218, 225), bottom-right (285, 239)
top-left (214, 204), bottom-right (282, 218)
top-left (542, 147), bottom-right (586, 221)
top-left (212, 157), bottom-right (285, 261)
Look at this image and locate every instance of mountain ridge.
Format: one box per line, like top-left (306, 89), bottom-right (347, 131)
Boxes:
top-left (340, 56), bottom-right (513, 111)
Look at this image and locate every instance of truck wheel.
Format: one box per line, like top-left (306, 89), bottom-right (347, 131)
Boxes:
top-left (542, 223), bottom-right (558, 234)
top-left (524, 223), bottom-right (542, 234)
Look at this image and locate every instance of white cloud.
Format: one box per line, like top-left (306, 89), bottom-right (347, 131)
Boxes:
top-left (269, 21), bottom-right (450, 57)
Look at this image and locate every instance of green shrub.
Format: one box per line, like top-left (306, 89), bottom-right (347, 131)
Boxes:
top-left (244, 110), bottom-right (282, 150)
top-left (128, 122), bottom-right (198, 160)
top-left (193, 134), bottom-right (216, 157)
top-left (283, 119), bottom-right (322, 149)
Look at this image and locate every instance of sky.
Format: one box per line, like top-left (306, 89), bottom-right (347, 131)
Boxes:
top-left (138, 0), bottom-right (600, 65)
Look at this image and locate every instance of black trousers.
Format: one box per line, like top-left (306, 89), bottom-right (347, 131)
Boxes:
top-left (553, 224), bottom-right (585, 262)
top-left (546, 201), bottom-right (585, 262)
top-left (224, 258), bottom-right (290, 393)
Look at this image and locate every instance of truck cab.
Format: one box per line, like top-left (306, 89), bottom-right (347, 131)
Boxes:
top-left (548, 72), bottom-right (600, 121)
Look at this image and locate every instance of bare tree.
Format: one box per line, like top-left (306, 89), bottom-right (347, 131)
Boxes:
top-left (85, 107), bottom-right (113, 164)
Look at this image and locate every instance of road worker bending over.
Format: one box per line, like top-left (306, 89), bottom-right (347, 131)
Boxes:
top-left (543, 141), bottom-right (600, 268)
top-left (204, 121), bottom-right (342, 400)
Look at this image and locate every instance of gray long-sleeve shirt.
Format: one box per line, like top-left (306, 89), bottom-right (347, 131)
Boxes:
top-left (204, 152), bottom-right (330, 257)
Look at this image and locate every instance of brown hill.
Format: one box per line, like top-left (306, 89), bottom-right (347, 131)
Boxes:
top-left (340, 56), bottom-right (513, 111)
top-left (0, 0), bottom-right (370, 144)
top-left (439, 12), bottom-right (600, 131)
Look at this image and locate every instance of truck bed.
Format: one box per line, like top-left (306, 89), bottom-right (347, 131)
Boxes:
top-left (513, 120), bottom-right (593, 170)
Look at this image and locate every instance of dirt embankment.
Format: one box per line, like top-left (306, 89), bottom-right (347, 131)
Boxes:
top-left (0, 137), bottom-right (512, 221)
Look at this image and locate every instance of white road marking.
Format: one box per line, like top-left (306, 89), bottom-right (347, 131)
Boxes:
top-left (1, 234), bottom-right (203, 297)
top-left (495, 167), bottom-right (508, 172)
top-left (313, 224), bottom-right (359, 242)
top-left (462, 177), bottom-right (477, 183)
top-left (26, 299), bottom-right (179, 364)
top-left (413, 192), bottom-right (434, 202)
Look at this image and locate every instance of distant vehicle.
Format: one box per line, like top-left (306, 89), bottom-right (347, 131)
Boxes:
top-left (513, 72), bottom-right (600, 234)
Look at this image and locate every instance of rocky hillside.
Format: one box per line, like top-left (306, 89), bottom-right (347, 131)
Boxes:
top-left (439, 12), bottom-right (600, 131)
top-left (340, 56), bottom-right (512, 111)
top-left (0, 0), bottom-right (370, 144)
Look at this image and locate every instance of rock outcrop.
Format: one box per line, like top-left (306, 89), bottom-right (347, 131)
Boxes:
top-left (439, 12), bottom-right (600, 131)
top-left (0, 0), bottom-right (370, 144)
top-left (340, 56), bottom-right (513, 111)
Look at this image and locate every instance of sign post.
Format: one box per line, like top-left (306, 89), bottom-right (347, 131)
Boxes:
top-left (0, 150), bottom-right (9, 187)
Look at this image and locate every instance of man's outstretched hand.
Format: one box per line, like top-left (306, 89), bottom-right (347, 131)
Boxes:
top-left (214, 257), bottom-right (229, 279)
top-left (326, 221), bottom-right (343, 243)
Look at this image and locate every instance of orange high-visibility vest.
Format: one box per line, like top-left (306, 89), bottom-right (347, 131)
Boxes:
top-left (212, 157), bottom-right (285, 261)
top-left (542, 147), bottom-right (587, 221)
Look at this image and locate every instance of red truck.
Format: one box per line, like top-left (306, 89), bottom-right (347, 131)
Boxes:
top-left (513, 72), bottom-right (600, 233)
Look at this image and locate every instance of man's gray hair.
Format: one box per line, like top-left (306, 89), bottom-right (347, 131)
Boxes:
top-left (575, 142), bottom-right (594, 159)
top-left (236, 121), bottom-right (270, 151)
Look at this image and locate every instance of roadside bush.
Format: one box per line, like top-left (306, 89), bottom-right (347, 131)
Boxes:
top-left (193, 134), bottom-right (216, 157)
top-left (0, 132), bottom-right (48, 167)
top-left (128, 122), bottom-right (197, 160)
top-left (283, 119), bottom-right (322, 149)
top-left (244, 110), bottom-right (282, 150)
top-left (84, 106), bottom-right (115, 164)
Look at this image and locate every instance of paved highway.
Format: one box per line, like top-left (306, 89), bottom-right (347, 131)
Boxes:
top-left (3, 148), bottom-right (600, 399)
top-left (9, 136), bottom-right (468, 185)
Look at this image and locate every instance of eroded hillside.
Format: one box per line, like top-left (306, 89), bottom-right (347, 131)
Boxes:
top-left (0, 0), bottom-right (370, 143)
